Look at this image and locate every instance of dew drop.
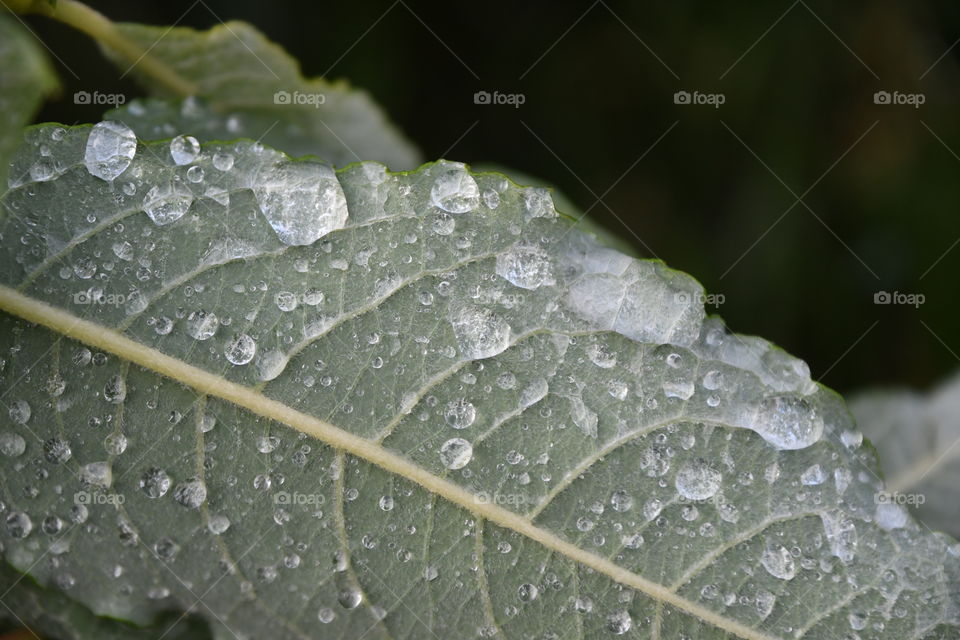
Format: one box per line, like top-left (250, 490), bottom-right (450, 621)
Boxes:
top-left (225, 333), bottom-right (257, 365)
top-left (173, 477), bottom-right (207, 508)
top-left (254, 161), bottom-right (348, 246)
top-left (187, 310), bottom-right (219, 341)
top-left (444, 398), bottom-right (476, 429)
top-left (450, 307), bottom-right (511, 360)
top-left (257, 349), bottom-right (289, 382)
top-left (84, 121), bottom-right (137, 181)
top-left (675, 459), bottom-right (721, 500)
top-left (430, 167), bottom-right (479, 213)
top-left (139, 467), bottom-right (171, 498)
top-left (8, 400), bottom-right (30, 424)
top-left (495, 245), bottom-right (555, 290)
top-left (0, 432), bottom-right (26, 457)
top-left (439, 438), bottom-right (473, 470)
top-left (208, 514), bottom-right (231, 535)
top-left (752, 395), bottom-right (823, 450)
top-left (169, 135), bottom-right (200, 165)
top-left (143, 181), bottom-right (194, 226)
top-left (6, 512), bottom-right (32, 539)
top-left (760, 543), bottom-right (796, 580)
top-left (606, 610), bottom-right (632, 635)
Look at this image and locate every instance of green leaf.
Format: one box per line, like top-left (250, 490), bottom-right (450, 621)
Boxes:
top-left (0, 124), bottom-right (957, 640)
top-left (99, 21), bottom-right (420, 169)
top-left (471, 162), bottom-right (641, 258)
top-left (849, 373), bottom-right (960, 539)
top-left (0, 9), bottom-right (58, 190)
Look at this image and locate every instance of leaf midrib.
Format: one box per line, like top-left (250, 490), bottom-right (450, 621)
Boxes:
top-left (0, 284), bottom-right (783, 640)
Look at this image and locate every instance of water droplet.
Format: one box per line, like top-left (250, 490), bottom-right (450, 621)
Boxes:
top-left (254, 161), bottom-right (348, 246)
top-left (610, 490), bottom-right (633, 512)
top-left (208, 513), bottom-right (231, 534)
top-left (875, 502), bottom-right (909, 530)
top-left (606, 610), bottom-right (632, 635)
top-left (755, 589), bottom-right (776, 619)
top-left (752, 395), bottom-right (823, 450)
top-left (496, 245), bottom-right (555, 289)
top-left (8, 400), bottom-right (30, 424)
top-left (225, 333), bottom-right (257, 365)
top-left (103, 375), bottom-right (127, 404)
top-left (257, 349), bottom-right (289, 382)
top-left (79, 461), bottom-right (112, 488)
top-left (169, 135), bottom-right (200, 165)
top-left (761, 543), bottom-right (796, 580)
top-left (675, 459), bottom-right (721, 500)
top-left (43, 438), bottom-right (72, 464)
top-left (440, 438), bottom-right (472, 470)
top-left (800, 463), bottom-right (826, 486)
top-left (6, 512), bottom-right (32, 539)
top-left (450, 307), bottom-right (511, 360)
top-left (257, 435), bottom-right (280, 453)
top-left (212, 152), bottom-right (234, 171)
top-left (275, 291), bottom-right (298, 312)
top-left (143, 180), bottom-right (194, 226)
top-left (187, 310), bottom-right (219, 340)
top-left (444, 398), bottom-right (476, 429)
top-left (173, 477), bottom-right (207, 508)
top-left (84, 121), bottom-right (136, 181)
top-left (140, 467), bottom-right (171, 498)
top-left (517, 583), bottom-right (539, 602)
top-left (0, 432), bottom-right (26, 457)
top-left (338, 586), bottom-right (362, 609)
top-left (430, 167), bottom-right (479, 213)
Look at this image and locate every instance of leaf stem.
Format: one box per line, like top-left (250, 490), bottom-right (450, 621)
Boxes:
top-left (4, 0), bottom-right (197, 96)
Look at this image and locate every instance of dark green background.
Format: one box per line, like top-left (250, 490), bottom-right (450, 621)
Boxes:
top-left (26, 0), bottom-right (960, 396)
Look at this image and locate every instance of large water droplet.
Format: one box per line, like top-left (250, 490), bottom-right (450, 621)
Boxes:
top-left (5, 512), bottom-right (32, 539)
top-left (173, 477), bottom-right (207, 508)
top-left (444, 399), bottom-right (476, 429)
top-left (0, 432), bottom-right (26, 457)
top-left (169, 135), bottom-right (200, 165)
top-left (187, 310), bottom-right (219, 341)
top-left (225, 333), bottom-right (257, 365)
top-left (103, 375), bottom-right (127, 404)
top-left (760, 543), bottom-right (796, 580)
top-left (752, 395), bottom-right (823, 450)
top-left (450, 307), bottom-right (511, 360)
top-left (254, 161), bottom-right (348, 246)
top-left (430, 167), bottom-right (479, 213)
top-left (257, 349), bottom-right (289, 382)
top-left (79, 461), bottom-right (112, 488)
top-left (8, 399), bottom-right (30, 424)
top-left (496, 244), bottom-right (555, 290)
top-left (140, 467), bottom-right (171, 498)
top-left (143, 180), bottom-right (193, 226)
top-left (84, 121), bottom-right (136, 181)
top-left (675, 459), bottom-right (721, 500)
top-left (440, 438), bottom-right (472, 470)
top-left (606, 610), bottom-right (632, 635)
